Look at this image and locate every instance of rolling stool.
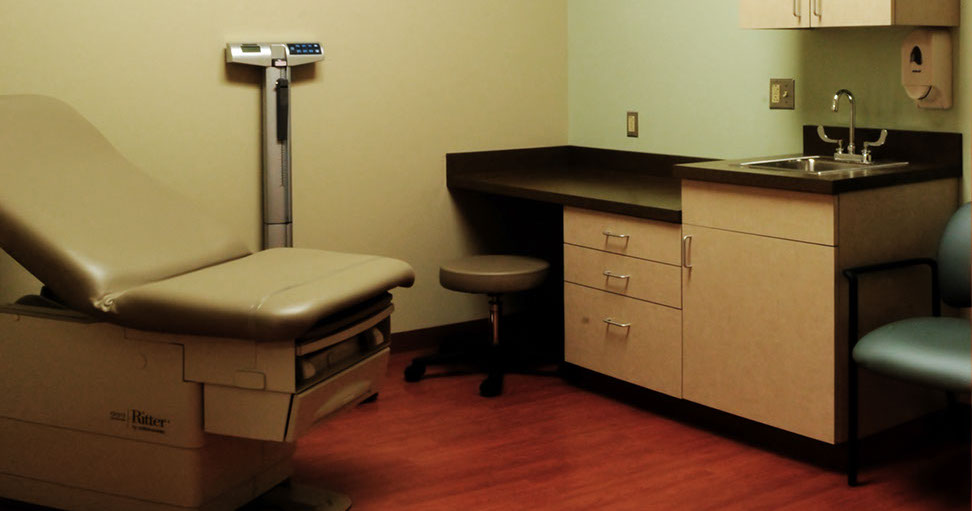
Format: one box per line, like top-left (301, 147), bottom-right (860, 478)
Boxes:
top-left (404, 255), bottom-right (550, 397)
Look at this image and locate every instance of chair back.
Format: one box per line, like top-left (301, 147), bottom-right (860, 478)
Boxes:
top-left (938, 202), bottom-right (971, 308)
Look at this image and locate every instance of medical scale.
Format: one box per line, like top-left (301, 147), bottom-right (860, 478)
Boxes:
top-left (226, 42), bottom-right (324, 248)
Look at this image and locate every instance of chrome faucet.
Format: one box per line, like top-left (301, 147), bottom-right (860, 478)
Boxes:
top-left (818, 89), bottom-right (887, 164)
top-left (832, 89), bottom-right (856, 155)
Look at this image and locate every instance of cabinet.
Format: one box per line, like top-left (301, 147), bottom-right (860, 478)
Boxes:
top-left (562, 207), bottom-right (683, 398)
top-left (680, 179), bottom-right (958, 443)
top-left (739, 0), bottom-right (959, 29)
top-left (560, 178), bottom-right (957, 444)
top-left (681, 189), bottom-right (837, 441)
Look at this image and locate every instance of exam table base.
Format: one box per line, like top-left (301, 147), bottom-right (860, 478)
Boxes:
top-left (0, 422), bottom-right (353, 511)
top-left (0, 306), bottom-right (392, 510)
top-left (0, 415), bottom-right (294, 511)
top-left (244, 483), bottom-right (351, 511)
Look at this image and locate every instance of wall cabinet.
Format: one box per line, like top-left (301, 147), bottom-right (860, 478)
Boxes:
top-left (739, 0), bottom-right (959, 29)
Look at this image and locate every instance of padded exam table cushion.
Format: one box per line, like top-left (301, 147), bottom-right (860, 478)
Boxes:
top-left (0, 95), bottom-right (414, 341)
top-left (112, 248), bottom-right (413, 341)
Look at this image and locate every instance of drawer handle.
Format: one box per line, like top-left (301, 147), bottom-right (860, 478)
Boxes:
top-left (602, 230), bottom-right (630, 240)
top-left (682, 234), bottom-right (693, 268)
top-left (602, 270), bottom-right (630, 280)
top-left (603, 318), bottom-right (631, 328)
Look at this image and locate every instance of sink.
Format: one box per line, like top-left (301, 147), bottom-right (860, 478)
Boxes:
top-left (738, 156), bottom-right (908, 175)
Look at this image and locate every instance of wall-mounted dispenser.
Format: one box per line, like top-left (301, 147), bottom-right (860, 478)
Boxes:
top-left (901, 29), bottom-right (951, 109)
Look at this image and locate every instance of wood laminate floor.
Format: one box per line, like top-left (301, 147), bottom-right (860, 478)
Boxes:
top-left (1, 352), bottom-right (966, 510)
top-left (294, 352), bottom-right (970, 510)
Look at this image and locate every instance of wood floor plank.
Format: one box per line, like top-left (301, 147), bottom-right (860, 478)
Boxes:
top-left (294, 352), bottom-right (971, 510)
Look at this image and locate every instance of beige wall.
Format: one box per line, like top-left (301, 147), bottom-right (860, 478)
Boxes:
top-left (0, 0), bottom-right (568, 331)
top-left (3, 1), bottom-right (965, 334)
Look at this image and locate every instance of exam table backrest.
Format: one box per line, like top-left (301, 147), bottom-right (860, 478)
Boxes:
top-left (0, 95), bottom-right (250, 315)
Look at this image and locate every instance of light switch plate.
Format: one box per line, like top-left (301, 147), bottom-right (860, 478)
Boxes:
top-left (626, 111), bottom-right (639, 137)
top-left (770, 78), bottom-right (795, 109)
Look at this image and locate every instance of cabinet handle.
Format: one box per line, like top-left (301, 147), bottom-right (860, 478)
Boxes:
top-left (812, 0), bottom-right (821, 17)
top-left (602, 230), bottom-right (629, 240)
top-left (603, 318), bottom-right (631, 328)
top-left (602, 270), bottom-right (630, 280)
top-left (682, 234), bottom-right (693, 268)
top-left (793, 0), bottom-right (801, 18)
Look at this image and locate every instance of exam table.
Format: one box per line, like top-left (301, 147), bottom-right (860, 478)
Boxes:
top-left (0, 95), bottom-right (415, 510)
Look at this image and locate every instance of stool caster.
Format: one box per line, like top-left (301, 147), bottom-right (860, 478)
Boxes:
top-left (479, 375), bottom-right (503, 397)
top-left (404, 362), bottom-right (426, 382)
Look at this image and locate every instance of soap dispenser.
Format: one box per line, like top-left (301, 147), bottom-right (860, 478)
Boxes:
top-left (901, 29), bottom-right (952, 109)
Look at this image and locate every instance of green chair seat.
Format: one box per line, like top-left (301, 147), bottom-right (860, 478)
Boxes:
top-left (854, 316), bottom-right (971, 392)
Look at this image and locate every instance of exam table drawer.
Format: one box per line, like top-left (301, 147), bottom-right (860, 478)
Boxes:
top-left (564, 243), bottom-right (681, 308)
top-left (563, 206), bottom-right (682, 264)
top-left (564, 282), bottom-right (681, 398)
top-left (204, 348), bottom-right (389, 442)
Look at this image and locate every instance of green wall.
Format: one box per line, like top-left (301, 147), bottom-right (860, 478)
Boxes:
top-left (569, 0), bottom-right (970, 199)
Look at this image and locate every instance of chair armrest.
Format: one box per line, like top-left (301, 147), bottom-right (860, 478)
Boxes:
top-left (843, 258), bottom-right (940, 351)
top-left (842, 257), bottom-right (938, 283)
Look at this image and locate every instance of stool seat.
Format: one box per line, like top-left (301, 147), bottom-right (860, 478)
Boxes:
top-left (408, 254), bottom-right (552, 397)
top-left (439, 255), bottom-right (549, 294)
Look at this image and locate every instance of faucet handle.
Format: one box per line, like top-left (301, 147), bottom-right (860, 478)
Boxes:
top-left (863, 129), bottom-right (887, 150)
top-left (817, 125), bottom-right (844, 154)
top-left (861, 129), bottom-right (888, 163)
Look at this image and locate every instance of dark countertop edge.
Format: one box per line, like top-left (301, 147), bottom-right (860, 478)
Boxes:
top-left (447, 146), bottom-right (571, 175)
top-left (447, 172), bottom-right (682, 223)
top-left (447, 146), bottom-right (708, 178)
top-left (675, 160), bottom-right (961, 194)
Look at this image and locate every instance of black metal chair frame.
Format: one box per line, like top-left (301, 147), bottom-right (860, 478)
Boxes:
top-left (843, 257), bottom-right (950, 486)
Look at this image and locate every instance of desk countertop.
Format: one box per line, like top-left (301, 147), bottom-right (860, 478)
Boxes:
top-left (448, 165), bottom-right (683, 223)
top-left (447, 134), bottom-right (961, 224)
top-left (446, 146), bottom-right (699, 223)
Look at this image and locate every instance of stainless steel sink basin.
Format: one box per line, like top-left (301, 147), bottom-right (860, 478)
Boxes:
top-left (738, 156), bottom-right (908, 175)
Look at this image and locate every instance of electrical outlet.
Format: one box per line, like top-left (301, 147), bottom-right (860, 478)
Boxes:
top-left (626, 111), bottom-right (639, 137)
top-left (769, 78), bottom-right (795, 109)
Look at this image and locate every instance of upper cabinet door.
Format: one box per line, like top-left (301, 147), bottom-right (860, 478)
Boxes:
top-left (812, 0), bottom-right (892, 26)
top-left (741, 0), bottom-right (959, 29)
top-left (740, 0), bottom-right (811, 28)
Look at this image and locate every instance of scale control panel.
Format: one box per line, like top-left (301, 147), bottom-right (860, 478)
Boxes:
top-left (226, 42), bottom-right (324, 67)
top-left (287, 43), bottom-right (321, 55)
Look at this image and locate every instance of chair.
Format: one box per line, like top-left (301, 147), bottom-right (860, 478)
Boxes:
top-left (404, 255), bottom-right (549, 397)
top-left (844, 202), bottom-right (971, 486)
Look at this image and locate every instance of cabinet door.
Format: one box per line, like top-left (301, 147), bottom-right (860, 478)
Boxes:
top-left (682, 225), bottom-right (837, 443)
top-left (739, 0), bottom-right (810, 28)
top-left (812, 0), bottom-right (892, 27)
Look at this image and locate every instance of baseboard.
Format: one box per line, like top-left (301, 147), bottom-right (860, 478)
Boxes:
top-left (390, 319), bottom-right (487, 353)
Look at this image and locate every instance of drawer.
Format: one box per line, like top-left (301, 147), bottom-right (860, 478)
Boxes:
top-left (564, 282), bottom-right (681, 397)
top-left (285, 347), bottom-right (388, 441)
top-left (681, 180), bottom-right (836, 246)
top-left (563, 206), bottom-right (682, 264)
top-left (204, 348), bottom-right (389, 442)
top-left (563, 244), bottom-right (681, 308)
